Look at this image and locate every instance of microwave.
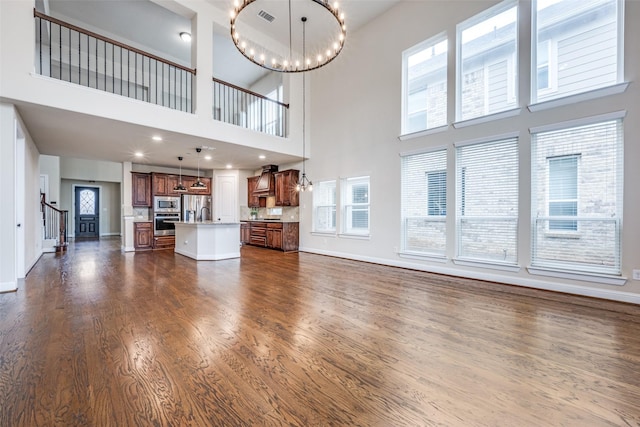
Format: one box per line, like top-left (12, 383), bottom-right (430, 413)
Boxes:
top-left (154, 196), bottom-right (180, 213)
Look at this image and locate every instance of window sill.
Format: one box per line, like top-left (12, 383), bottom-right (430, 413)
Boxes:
top-left (311, 231), bottom-right (337, 237)
top-left (399, 252), bottom-right (447, 263)
top-left (528, 82), bottom-right (629, 112)
top-left (398, 125), bottom-right (449, 141)
top-left (338, 233), bottom-right (371, 240)
top-left (527, 266), bottom-right (626, 286)
top-left (453, 108), bottom-right (521, 129)
top-left (453, 258), bottom-right (521, 272)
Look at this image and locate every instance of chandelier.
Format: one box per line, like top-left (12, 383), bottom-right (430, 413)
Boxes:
top-left (230, 0), bottom-right (346, 73)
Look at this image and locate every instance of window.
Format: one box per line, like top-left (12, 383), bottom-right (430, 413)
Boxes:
top-left (457, 0), bottom-right (518, 121)
top-left (313, 180), bottom-right (337, 233)
top-left (456, 136), bottom-right (519, 263)
top-left (402, 34), bottom-right (448, 134)
top-left (401, 149), bottom-right (447, 255)
top-left (341, 176), bottom-right (370, 236)
top-left (548, 155), bottom-right (578, 231)
top-left (532, 0), bottom-right (623, 103)
top-left (531, 117), bottom-right (623, 274)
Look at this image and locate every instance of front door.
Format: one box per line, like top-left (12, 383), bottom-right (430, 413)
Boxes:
top-left (75, 187), bottom-right (99, 238)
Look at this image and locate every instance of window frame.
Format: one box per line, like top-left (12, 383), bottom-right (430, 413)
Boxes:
top-left (401, 32), bottom-right (448, 135)
top-left (340, 176), bottom-right (370, 237)
top-left (547, 154), bottom-right (579, 233)
top-left (312, 180), bottom-right (337, 234)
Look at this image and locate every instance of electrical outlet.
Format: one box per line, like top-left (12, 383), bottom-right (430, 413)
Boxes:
top-left (633, 269), bottom-right (640, 280)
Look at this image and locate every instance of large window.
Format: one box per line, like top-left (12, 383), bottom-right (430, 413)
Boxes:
top-left (401, 149), bottom-right (447, 256)
top-left (402, 34), bottom-right (448, 134)
top-left (456, 136), bottom-right (519, 264)
top-left (341, 176), bottom-right (370, 236)
top-left (531, 116), bottom-right (623, 274)
top-left (532, 0), bottom-right (623, 103)
top-left (457, 0), bottom-right (518, 121)
top-left (313, 180), bottom-right (337, 233)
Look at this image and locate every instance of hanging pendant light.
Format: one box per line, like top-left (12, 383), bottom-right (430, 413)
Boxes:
top-left (174, 156), bottom-right (188, 193)
top-left (297, 17), bottom-right (313, 192)
top-left (191, 147), bottom-right (207, 189)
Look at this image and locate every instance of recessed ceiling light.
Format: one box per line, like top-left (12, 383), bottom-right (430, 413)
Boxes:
top-left (204, 155), bottom-right (212, 160)
top-left (180, 32), bottom-right (191, 42)
top-left (152, 135), bottom-right (162, 141)
top-left (259, 154), bottom-right (266, 160)
top-left (134, 151), bottom-right (144, 158)
top-left (226, 164), bottom-right (232, 169)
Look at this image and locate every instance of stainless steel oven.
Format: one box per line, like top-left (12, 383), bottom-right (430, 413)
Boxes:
top-left (154, 213), bottom-right (180, 236)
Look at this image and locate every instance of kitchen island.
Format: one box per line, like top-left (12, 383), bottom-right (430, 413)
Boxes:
top-left (172, 221), bottom-right (241, 261)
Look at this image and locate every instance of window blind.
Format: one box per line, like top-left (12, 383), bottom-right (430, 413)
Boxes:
top-left (401, 149), bottom-right (447, 255)
top-left (342, 176), bottom-right (370, 235)
top-left (531, 118), bottom-right (623, 274)
top-left (456, 136), bottom-right (519, 263)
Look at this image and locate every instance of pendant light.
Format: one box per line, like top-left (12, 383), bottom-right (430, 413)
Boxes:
top-left (191, 147), bottom-right (207, 189)
top-left (173, 156), bottom-right (188, 193)
top-left (296, 17), bottom-right (313, 192)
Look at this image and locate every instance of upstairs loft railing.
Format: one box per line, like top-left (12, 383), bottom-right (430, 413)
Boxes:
top-left (41, 193), bottom-right (68, 252)
top-left (213, 77), bottom-right (289, 138)
top-left (34, 9), bottom-right (195, 113)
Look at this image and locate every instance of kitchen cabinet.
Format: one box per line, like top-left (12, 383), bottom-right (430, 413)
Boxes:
top-left (240, 222), bottom-right (250, 244)
top-left (152, 173), bottom-right (169, 195)
top-left (275, 169), bottom-right (299, 207)
top-left (153, 235), bottom-right (175, 250)
top-left (248, 176), bottom-right (261, 208)
top-left (131, 172), bottom-right (151, 207)
top-left (133, 222), bottom-right (153, 250)
top-left (167, 175), bottom-right (180, 195)
top-left (247, 221), bottom-right (298, 252)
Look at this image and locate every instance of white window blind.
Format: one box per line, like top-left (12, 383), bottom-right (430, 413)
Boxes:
top-left (401, 149), bottom-right (447, 255)
top-left (456, 137), bottom-right (519, 263)
top-left (531, 119), bottom-right (623, 274)
top-left (402, 34), bottom-right (448, 134)
top-left (532, 0), bottom-right (622, 103)
top-left (313, 180), bottom-right (336, 233)
top-left (342, 176), bottom-right (370, 236)
top-left (457, 0), bottom-right (518, 121)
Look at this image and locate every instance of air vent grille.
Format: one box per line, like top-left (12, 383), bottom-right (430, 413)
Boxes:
top-left (258, 10), bottom-right (275, 23)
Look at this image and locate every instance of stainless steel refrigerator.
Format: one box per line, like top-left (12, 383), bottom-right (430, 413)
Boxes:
top-left (182, 194), bottom-right (212, 222)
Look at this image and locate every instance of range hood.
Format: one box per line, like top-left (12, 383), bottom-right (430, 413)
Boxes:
top-left (253, 164), bottom-right (278, 197)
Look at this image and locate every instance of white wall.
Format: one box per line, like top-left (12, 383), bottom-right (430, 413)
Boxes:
top-left (0, 104), bottom-right (18, 291)
top-left (61, 157), bottom-right (123, 183)
top-left (22, 115), bottom-right (43, 275)
top-left (39, 155), bottom-right (61, 204)
top-left (302, 0), bottom-right (640, 303)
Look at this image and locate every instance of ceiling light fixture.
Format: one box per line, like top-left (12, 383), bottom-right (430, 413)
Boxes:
top-left (179, 32), bottom-right (191, 42)
top-left (230, 0), bottom-right (346, 73)
top-left (152, 135), bottom-right (162, 141)
top-left (191, 147), bottom-right (207, 189)
top-left (296, 17), bottom-right (312, 192)
top-left (174, 156), bottom-right (188, 193)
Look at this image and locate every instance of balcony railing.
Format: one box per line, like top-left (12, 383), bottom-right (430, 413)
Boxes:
top-left (213, 77), bottom-right (289, 137)
top-left (34, 9), bottom-right (195, 112)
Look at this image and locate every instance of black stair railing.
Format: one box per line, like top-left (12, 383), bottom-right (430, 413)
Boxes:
top-left (34, 9), bottom-right (195, 113)
top-left (213, 77), bottom-right (289, 137)
top-left (41, 193), bottom-right (68, 252)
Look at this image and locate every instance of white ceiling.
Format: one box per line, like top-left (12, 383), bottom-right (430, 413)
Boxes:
top-left (20, 0), bottom-right (399, 171)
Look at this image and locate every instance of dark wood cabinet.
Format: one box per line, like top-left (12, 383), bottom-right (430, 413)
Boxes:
top-left (248, 176), bottom-right (261, 208)
top-left (133, 222), bottom-right (153, 250)
top-left (275, 169), bottom-right (299, 207)
top-left (131, 172), bottom-right (151, 207)
top-left (152, 173), bottom-right (169, 196)
top-left (153, 235), bottom-right (175, 250)
top-left (246, 221), bottom-right (298, 252)
top-left (152, 173), bottom-right (211, 196)
top-left (167, 175), bottom-right (180, 195)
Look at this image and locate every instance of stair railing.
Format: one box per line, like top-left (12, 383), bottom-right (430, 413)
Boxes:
top-left (41, 193), bottom-right (68, 252)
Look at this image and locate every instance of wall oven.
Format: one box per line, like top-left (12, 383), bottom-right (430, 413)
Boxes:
top-left (154, 213), bottom-right (180, 236)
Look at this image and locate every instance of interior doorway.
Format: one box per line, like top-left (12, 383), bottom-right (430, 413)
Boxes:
top-left (74, 186), bottom-right (100, 238)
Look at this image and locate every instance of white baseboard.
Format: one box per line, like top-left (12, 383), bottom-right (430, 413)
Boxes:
top-left (0, 281), bottom-right (17, 293)
top-left (298, 246), bottom-right (640, 305)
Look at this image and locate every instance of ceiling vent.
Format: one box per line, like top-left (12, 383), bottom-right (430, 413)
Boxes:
top-left (258, 10), bottom-right (275, 23)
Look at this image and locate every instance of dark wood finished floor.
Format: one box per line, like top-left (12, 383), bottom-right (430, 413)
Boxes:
top-left (1, 238), bottom-right (640, 426)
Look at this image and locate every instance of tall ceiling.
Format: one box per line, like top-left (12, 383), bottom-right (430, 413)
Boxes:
top-left (20, 0), bottom-right (400, 170)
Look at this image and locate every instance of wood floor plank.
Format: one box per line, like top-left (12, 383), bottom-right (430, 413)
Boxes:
top-left (1, 238), bottom-right (640, 426)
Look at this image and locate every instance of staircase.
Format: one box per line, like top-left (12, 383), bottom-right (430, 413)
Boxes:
top-left (41, 193), bottom-right (68, 253)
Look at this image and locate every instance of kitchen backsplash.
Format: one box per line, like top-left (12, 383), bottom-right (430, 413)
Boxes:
top-left (241, 206), bottom-right (299, 221)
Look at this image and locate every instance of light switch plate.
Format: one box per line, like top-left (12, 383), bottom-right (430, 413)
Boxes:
top-left (633, 269), bottom-right (640, 280)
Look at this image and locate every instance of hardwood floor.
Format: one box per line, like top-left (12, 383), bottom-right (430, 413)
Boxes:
top-left (1, 238), bottom-right (639, 426)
